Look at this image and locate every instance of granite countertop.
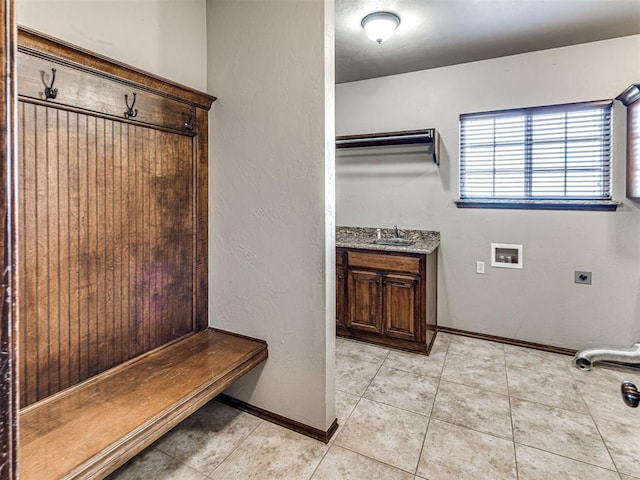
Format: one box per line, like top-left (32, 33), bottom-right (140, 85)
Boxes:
top-left (336, 226), bottom-right (440, 255)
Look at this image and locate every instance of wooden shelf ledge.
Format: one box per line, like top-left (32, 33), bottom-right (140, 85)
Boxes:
top-left (19, 328), bottom-right (268, 480)
top-left (336, 128), bottom-right (440, 165)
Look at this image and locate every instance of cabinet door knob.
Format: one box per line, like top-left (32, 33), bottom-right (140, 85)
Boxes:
top-left (338, 275), bottom-right (343, 280)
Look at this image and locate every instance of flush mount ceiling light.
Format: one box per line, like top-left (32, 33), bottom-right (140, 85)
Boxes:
top-left (361, 12), bottom-right (401, 45)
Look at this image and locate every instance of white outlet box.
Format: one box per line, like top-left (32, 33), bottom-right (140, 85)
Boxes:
top-left (476, 261), bottom-right (485, 274)
top-left (491, 243), bottom-right (523, 269)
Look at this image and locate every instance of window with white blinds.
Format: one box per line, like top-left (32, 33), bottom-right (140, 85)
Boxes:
top-left (459, 100), bottom-right (613, 205)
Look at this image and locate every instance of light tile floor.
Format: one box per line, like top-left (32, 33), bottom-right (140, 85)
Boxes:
top-left (108, 333), bottom-right (640, 479)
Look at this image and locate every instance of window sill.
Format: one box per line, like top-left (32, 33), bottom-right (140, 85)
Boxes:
top-left (455, 199), bottom-right (620, 211)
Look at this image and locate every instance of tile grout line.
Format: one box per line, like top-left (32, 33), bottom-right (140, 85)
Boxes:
top-left (428, 417), bottom-right (515, 444)
top-left (306, 441), bottom-right (332, 480)
top-left (332, 342), bottom-right (390, 437)
top-left (204, 414), bottom-right (266, 478)
top-left (512, 442), bottom-right (623, 476)
top-left (312, 342), bottom-right (378, 478)
top-left (359, 395), bottom-right (432, 419)
top-left (506, 352), bottom-right (520, 480)
top-left (567, 365), bottom-right (624, 475)
top-left (412, 335), bottom-right (451, 477)
top-left (507, 395), bottom-right (593, 416)
top-left (338, 338), bottom-right (451, 477)
top-left (340, 337), bottom-right (450, 477)
top-left (361, 356), bottom-right (442, 418)
top-left (507, 359), bottom-right (625, 476)
top-left (331, 443), bottom-right (417, 476)
top-left (114, 447), bottom-right (171, 480)
top-left (114, 333), bottom-right (640, 479)
top-left (437, 341), bottom-right (519, 478)
top-left (376, 357), bottom-right (445, 381)
top-left (151, 446), bottom-right (206, 477)
top-left (585, 394), bottom-right (623, 476)
top-left (329, 347), bottom-right (408, 475)
top-left (504, 361), bottom-right (607, 416)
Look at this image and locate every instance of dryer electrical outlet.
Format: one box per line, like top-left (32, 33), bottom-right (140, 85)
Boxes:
top-left (575, 271), bottom-right (592, 285)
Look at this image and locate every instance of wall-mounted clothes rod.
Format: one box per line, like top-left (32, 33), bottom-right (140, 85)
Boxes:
top-left (336, 128), bottom-right (440, 165)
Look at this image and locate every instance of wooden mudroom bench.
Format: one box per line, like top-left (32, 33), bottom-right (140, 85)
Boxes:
top-left (19, 329), bottom-right (268, 480)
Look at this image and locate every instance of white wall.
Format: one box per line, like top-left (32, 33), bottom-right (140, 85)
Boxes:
top-left (17, 0), bottom-right (207, 90)
top-left (207, 0), bottom-right (335, 431)
top-left (336, 35), bottom-right (640, 350)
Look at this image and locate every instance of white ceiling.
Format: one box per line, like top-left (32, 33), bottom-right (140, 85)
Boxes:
top-left (336, 0), bottom-right (640, 83)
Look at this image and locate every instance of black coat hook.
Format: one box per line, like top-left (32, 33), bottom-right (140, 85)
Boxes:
top-left (44, 68), bottom-right (58, 99)
top-left (124, 92), bottom-right (138, 118)
top-left (184, 110), bottom-right (194, 131)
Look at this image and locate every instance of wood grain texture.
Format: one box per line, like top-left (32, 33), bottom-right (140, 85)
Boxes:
top-left (17, 29), bottom-right (214, 407)
top-left (347, 270), bottom-right (382, 334)
top-left (0, 1), bottom-right (18, 478)
top-left (383, 274), bottom-right (419, 342)
top-left (347, 250), bottom-right (421, 274)
top-left (18, 103), bottom-right (196, 406)
top-left (17, 52), bottom-right (201, 133)
top-left (425, 250), bottom-right (438, 350)
top-left (19, 329), bottom-right (268, 480)
top-left (338, 247), bottom-right (437, 354)
top-left (336, 265), bottom-right (346, 326)
top-left (194, 108), bottom-right (209, 330)
top-left (17, 27), bottom-right (215, 110)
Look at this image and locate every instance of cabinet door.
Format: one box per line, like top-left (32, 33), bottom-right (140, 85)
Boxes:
top-left (383, 274), bottom-right (419, 341)
top-left (347, 270), bottom-right (382, 333)
top-left (336, 266), bottom-right (346, 326)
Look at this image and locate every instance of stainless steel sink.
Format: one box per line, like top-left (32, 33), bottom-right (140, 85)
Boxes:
top-left (373, 238), bottom-right (414, 246)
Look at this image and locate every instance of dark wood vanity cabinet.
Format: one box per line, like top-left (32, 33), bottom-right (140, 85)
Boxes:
top-left (383, 273), bottom-right (420, 342)
top-left (347, 269), bottom-right (383, 334)
top-left (336, 247), bottom-right (437, 354)
top-left (336, 250), bottom-right (346, 327)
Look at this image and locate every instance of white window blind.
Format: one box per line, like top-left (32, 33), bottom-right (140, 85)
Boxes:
top-left (459, 101), bottom-right (612, 201)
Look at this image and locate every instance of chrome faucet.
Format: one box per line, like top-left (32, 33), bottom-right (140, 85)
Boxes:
top-left (393, 225), bottom-right (399, 238)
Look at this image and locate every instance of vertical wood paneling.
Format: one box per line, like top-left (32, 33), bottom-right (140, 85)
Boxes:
top-left (139, 125), bottom-right (147, 354)
top-left (133, 124), bottom-right (142, 356)
top-left (111, 121), bottom-right (122, 366)
top-left (149, 128), bottom-right (157, 349)
top-left (47, 107), bottom-right (59, 397)
top-left (9, 31), bottom-right (214, 477)
top-left (94, 116), bottom-right (104, 375)
top-left (35, 104), bottom-right (48, 400)
top-left (156, 129), bottom-right (166, 345)
top-left (77, 113), bottom-right (90, 384)
top-left (86, 114), bottom-right (97, 378)
top-left (18, 103), bottom-right (196, 406)
top-left (124, 124), bottom-right (133, 361)
top-left (194, 109), bottom-right (209, 330)
top-left (118, 122), bottom-right (128, 364)
top-left (104, 119), bottom-right (114, 370)
top-left (67, 111), bottom-right (80, 388)
top-left (145, 127), bottom-right (155, 351)
top-left (57, 110), bottom-right (70, 392)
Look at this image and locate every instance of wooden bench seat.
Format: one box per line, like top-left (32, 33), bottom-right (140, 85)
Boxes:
top-left (19, 328), bottom-right (268, 480)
